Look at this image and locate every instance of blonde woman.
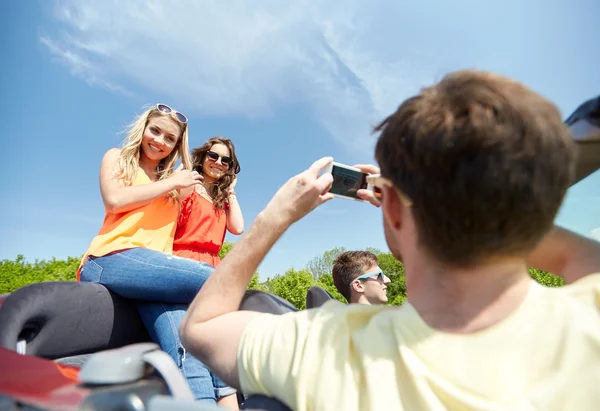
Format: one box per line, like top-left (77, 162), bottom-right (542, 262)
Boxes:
top-left (78, 104), bottom-right (227, 404)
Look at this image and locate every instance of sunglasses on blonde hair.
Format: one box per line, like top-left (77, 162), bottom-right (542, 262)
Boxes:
top-left (156, 103), bottom-right (188, 124)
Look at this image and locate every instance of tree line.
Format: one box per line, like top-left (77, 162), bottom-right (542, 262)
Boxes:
top-left (0, 242), bottom-right (565, 308)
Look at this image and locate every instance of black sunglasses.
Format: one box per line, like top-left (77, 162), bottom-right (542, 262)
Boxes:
top-left (206, 150), bottom-right (233, 167)
top-left (156, 103), bottom-right (188, 124)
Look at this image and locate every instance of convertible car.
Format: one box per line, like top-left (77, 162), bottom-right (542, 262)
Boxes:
top-left (0, 96), bottom-right (599, 411)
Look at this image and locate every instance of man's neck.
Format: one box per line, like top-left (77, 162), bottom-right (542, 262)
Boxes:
top-left (404, 252), bottom-right (532, 333)
top-left (352, 295), bottom-right (372, 305)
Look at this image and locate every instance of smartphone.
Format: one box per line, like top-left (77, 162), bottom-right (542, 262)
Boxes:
top-left (323, 162), bottom-right (370, 202)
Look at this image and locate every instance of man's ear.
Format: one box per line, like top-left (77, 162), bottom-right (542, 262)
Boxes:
top-left (351, 280), bottom-right (364, 294)
top-left (381, 185), bottom-right (403, 231)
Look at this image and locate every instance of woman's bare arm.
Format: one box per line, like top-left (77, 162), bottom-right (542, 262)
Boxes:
top-left (100, 149), bottom-right (202, 213)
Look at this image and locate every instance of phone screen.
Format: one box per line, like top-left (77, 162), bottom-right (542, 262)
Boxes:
top-left (329, 165), bottom-right (368, 199)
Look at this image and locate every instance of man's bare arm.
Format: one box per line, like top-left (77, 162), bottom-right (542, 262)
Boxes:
top-left (180, 212), bottom-right (288, 387)
top-left (180, 157), bottom-right (334, 387)
top-left (527, 225), bottom-right (600, 284)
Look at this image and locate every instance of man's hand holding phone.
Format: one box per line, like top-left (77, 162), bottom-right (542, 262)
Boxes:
top-left (262, 157), bottom-right (335, 227)
top-left (261, 158), bottom-right (382, 232)
top-left (321, 161), bottom-right (382, 207)
top-left (352, 164), bottom-right (382, 207)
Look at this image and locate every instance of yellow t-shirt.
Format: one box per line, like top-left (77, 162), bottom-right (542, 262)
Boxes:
top-left (237, 274), bottom-right (600, 411)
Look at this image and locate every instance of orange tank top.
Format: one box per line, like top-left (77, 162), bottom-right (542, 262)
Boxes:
top-left (77, 168), bottom-right (179, 280)
top-left (172, 191), bottom-right (228, 266)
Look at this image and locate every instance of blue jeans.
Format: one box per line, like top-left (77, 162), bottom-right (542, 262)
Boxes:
top-left (79, 248), bottom-right (236, 403)
top-left (136, 302), bottom-right (236, 402)
top-left (80, 248), bottom-right (211, 302)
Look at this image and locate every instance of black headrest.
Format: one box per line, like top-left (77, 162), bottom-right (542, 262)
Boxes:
top-left (239, 290), bottom-right (297, 314)
top-left (565, 96), bottom-right (600, 129)
top-left (0, 281), bottom-right (150, 359)
top-left (306, 286), bottom-right (334, 309)
top-left (566, 96), bottom-right (600, 185)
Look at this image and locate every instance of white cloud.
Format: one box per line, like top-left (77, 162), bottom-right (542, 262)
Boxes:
top-left (40, 36), bottom-right (132, 96)
top-left (590, 228), bottom-right (600, 242)
top-left (41, 0), bottom-right (436, 151)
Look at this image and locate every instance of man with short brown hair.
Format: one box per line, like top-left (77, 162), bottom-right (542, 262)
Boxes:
top-left (374, 70), bottom-right (574, 267)
top-left (181, 70), bottom-right (600, 410)
top-left (332, 251), bottom-right (390, 305)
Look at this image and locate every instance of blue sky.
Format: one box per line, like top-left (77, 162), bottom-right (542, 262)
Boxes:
top-left (3, 0), bottom-right (599, 279)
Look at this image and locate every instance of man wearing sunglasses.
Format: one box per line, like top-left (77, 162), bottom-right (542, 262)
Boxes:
top-left (332, 251), bottom-right (391, 305)
top-left (181, 70), bottom-right (600, 410)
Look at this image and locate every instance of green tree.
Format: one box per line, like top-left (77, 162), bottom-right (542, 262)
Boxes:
top-left (306, 247), bottom-right (347, 279)
top-left (247, 272), bottom-right (268, 292)
top-left (0, 244), bottom-right (569, 305)
top-left (263, 268), bottom-right (316, 310)
top-left (0, 255), bottom-right (81, 294)
top-left (371, 251), bottom-right (407, 306)
top-left (314, 273), bottom-right (347, 304)
top-left (218, 241), bottom-right (234, 259)
top-left (529, 267), bottom-right (564, 287)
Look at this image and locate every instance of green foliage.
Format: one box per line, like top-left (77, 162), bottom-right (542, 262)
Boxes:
top-left (261, 269), bottom-right (347, 310)
top-left (0, 244), bottom-right (568, 309)
top-left (529, 267), bottom-right (565, 287)
top-left (313, 273), bottom-right (347, 304)
top-left (370, 250), bottom-right (407, 306)
top-left (306, 247), bottom-right (347, 279)
top-left (247, 272), bottom-right (268, 292)
top-left (218, 242), bottom-right (233, 259)
top-left (262, 268), bottom-right (315, 310)
top-left (0, 254), bottom-right (81, 295)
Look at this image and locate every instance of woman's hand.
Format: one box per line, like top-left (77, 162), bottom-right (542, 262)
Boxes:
top-left (100, 148), bottom-right (190, 214)
top-left (226, 174), bottom-right (244, 234)
top-left (171, 164), bottom-right (204, 189)
top-left (228, 175), bottom-right (238, 194)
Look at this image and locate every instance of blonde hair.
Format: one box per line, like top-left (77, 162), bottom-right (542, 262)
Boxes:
top-left (116, 105), bottom-right (192, 200)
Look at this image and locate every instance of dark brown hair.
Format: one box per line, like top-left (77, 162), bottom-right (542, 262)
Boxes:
top-left (374, 70), bottom-right (576, 266)
top-left (191, 136), bottom-right (241, 209)
top-left (332, 251), bottom-right (379, 302)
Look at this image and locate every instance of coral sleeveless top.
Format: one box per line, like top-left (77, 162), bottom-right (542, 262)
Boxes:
top-left (172, 191), bottom-right (228, 266)
top-left (77, 168), bottom-right (179, 280)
